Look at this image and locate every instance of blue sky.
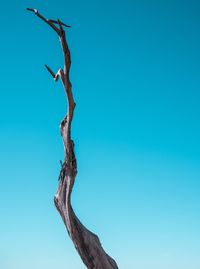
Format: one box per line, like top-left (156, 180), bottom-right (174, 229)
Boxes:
top-left (0, 1), bottom-right (200, 269)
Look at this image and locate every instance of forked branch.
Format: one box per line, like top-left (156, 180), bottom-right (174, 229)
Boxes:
top-left (27, 8), bottom-right (118, 269)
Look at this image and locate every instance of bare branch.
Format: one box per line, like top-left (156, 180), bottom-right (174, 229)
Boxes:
top-left (27, 8), bottom-right (60, 34)
top-left (45, 65), bottom-right (64, 82)
top-left (45, 65), bottom-right (56, 79)
top-left (49, 19), bottom-right (71, 28)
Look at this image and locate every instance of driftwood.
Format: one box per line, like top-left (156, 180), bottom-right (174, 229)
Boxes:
top-left (27, 8), bottom-right (119, 269)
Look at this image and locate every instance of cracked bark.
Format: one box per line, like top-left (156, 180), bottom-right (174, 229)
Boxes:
top-left (27, 8), bottom-right (119, 269)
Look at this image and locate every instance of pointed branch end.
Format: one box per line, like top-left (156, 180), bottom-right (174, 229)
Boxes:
top-left (26, 8), bottom-right (38, 14)
top-left (45, 64), bottom-right (56, 79)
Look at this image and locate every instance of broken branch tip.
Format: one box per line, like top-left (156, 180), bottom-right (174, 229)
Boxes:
top-left (26, 8), bottom-right (37, 13)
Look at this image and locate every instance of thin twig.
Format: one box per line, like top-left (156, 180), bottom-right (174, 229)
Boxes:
top-left (49, 19), bottom-right (71, 28)
top-left (45, 65), bottom-right (56, 79)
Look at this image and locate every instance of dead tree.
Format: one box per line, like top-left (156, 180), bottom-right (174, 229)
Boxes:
top-left (27, 8), bottom-right (119, 269)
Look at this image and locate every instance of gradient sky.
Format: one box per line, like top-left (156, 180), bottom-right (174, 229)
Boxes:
top-left (0, 1), bottom-right (200, 269)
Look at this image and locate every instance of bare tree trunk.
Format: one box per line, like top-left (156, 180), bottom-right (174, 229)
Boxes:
top-left (27, 9), bottom-right (119, 269)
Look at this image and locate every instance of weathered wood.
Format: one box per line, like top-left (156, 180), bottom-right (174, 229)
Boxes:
top-left (27, 8), bottom-right (119, 269)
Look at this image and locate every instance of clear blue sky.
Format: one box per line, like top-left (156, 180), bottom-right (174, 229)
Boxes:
top-left (0, 1), bottom-right (199, 269)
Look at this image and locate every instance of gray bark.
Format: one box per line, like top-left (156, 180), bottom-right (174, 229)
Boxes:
top-left (27, 8), bottom-right (119, 269)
